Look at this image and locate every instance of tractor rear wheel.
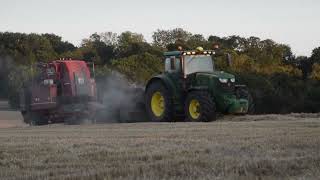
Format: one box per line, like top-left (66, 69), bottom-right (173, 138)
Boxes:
top-left (145, 81), bottom-right (173, 122)
top-left (184, 91), bottom-right (216, 122)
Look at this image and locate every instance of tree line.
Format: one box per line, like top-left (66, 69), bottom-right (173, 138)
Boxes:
top-left (0, 29), bottom-right (320, 113)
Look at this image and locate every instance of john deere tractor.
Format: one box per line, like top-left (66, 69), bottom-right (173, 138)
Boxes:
top-left (145, 47), bottom-right (253, 122)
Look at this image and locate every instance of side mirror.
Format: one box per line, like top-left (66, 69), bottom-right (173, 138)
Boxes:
top-left (226, 53), bottom-right (232, 67)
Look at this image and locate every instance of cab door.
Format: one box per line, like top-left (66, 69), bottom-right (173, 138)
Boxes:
top-left (165, 56), bottom-right (184, 87)
top-left (165, 56), bottom-right (185, 110)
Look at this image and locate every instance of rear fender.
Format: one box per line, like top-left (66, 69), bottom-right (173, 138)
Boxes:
top-left (145, 74), bottom-right (182, 106)
top-left (146, 75), bottom-right (176, 95)
top-left (187, 86), bottom-right (215, 100)
top-left (147, 75), bottom-right (186, 115)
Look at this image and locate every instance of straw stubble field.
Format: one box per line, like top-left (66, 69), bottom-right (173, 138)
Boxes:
top-left (0, 113), bottom-right (319, 180)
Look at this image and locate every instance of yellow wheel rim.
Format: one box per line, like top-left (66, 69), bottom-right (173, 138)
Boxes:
top-left (151, 91), bottom-right (165, 117)
top-left (189, 99), bottom-right (200, 120)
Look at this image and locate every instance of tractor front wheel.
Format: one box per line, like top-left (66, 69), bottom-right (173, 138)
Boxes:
top-left (184, 91), bottom-right (216, 122)
top-left (236, 88), bottom-right (255, 114)
top-left (145, 81), bottom-right (173, 122)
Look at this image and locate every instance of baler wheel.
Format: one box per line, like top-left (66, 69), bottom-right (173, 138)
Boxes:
top-left (27, 111), bottom-right (48, 126)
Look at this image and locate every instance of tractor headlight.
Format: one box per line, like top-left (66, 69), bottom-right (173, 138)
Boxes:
top-left (230, 78), bottom-right (235, 83)
top-left (219, 78), bottom-right (228, 83)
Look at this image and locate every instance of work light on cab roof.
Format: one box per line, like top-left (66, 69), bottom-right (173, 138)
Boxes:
top-left (182, 47), bottom-right (216, 56)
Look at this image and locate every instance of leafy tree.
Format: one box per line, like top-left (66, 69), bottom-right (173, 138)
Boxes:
top-left (280, 44), bottom-right (294, 60)
top-left (311, 47), bottom-right (320, 63)
top-left (42, 33), bottom-right (76, 54)
top-left (99, 32), bottom-right (118, 46)
top-left (296, 56), bottom-right (313, 79)
top-left (208, 35), bottom-right (247, 51)
top-left (80, 45), bottom-right (101, 63)
top-left (310, 63), bottom-right (320, 80)
top-left (0, 32), bottom-right (56, 64)
top-left (187, 34), bottom-right (207, 49)
top-left (81, 33), bottom-right (115, 64)
top-left (112, 53), bottom-right (163, 83)
top-left (152, 28), bottom-right (192, 49)
top-left (118, 31), bottom-right (145, 49)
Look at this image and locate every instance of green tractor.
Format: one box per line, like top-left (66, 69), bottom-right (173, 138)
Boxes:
top-left (145, 47), bottom-right (253, 122)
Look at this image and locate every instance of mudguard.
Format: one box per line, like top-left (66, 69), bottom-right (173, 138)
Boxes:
top-left (145, 74), bottom-right (178, 97)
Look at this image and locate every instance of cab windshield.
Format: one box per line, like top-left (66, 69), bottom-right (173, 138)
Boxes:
top-left (184, 55), bottom-right (214, 75)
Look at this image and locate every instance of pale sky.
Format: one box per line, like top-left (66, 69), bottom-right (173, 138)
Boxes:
top-left (0, 0), bottom-right (319, 56)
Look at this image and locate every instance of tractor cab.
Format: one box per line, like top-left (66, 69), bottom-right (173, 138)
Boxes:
top-left (163, 47), bottom-right (232, 79)
top-left (164, 48), bottom-right (215, 77)
top-left (163, 48), bottom-right (236, 95)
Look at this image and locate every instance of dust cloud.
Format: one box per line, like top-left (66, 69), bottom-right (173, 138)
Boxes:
top-left (95, 72), bottom-right (147, 123)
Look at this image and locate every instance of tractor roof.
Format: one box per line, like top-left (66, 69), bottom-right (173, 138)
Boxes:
top-left (164, 51), bottom-right (181, 57)
top-left (164, 50), bottom-right (216, 58)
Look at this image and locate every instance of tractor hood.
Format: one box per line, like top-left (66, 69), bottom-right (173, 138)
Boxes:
top-left (189, 71), bottom-right (235, 90)
top-left (195, 71), bottom-right (235, 79)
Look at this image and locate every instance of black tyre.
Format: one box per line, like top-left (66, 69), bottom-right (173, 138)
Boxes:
top-left (21, 111), bottom-right (30, 124)
top-left (145, 81), bottom-right (173, 122)
top-left (184, 91), bottom-right (216, 122)
top-left (236, 88), bottom-right (255, 114)
top-left (29, 111), bottom-right (48, 126)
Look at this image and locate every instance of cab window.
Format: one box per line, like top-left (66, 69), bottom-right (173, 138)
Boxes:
top-left (165, 56), bottom-right (181, 72)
